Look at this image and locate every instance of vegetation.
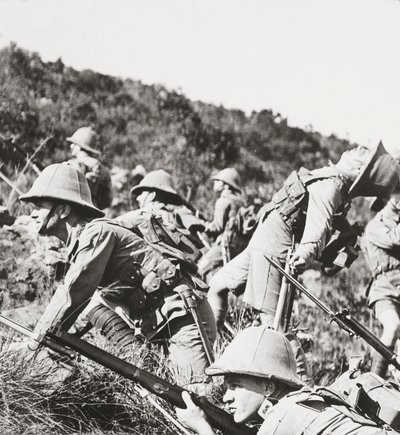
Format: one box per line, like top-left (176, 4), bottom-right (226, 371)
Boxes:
top-left (0, 44), bottom-right (384, 433)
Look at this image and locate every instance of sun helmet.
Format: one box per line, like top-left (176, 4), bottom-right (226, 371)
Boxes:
top-left (206, 326), bottom-right (304, 389)
top-left (20, 162), bottom-right (104, 217)
top-left (67, 127), bottom-right (100, 156)
top-left (130, 169), bottom-right (183, 202)
top-left (211, 168), bottom-right (241, 192)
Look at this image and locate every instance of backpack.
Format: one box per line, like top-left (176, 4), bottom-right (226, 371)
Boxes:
top-left (132, 214), bottom-right (202, 274)
top-left (331, 369), bottom-right (400, 431)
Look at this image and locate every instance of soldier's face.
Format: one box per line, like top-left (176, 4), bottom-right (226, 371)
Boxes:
top-left (213, 180), bottom-right (224, 193)
top-left (30, 200), bottom-right (61, 236)
top-left (223, 374), bottom-right (266, 423)
top-left (70, 143), bottom-right (81, 157)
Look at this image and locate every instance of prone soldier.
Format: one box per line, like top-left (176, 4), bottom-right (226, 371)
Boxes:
top-left (176, 326), bottom-right (394, 434)
top-left (19, 162), bottom-right (216, 385)
top-left (363, 193), bottom-right (400, 378)
top-left (207, 144), bottom-right (400, 330)
top-left (67, 126), bottom-right (113, 210)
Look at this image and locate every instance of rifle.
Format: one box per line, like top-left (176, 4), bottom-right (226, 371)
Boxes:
top-left (273, 238), bottom-right (296, 332)
top-left (265, 256), bottom-right (400, 371)
top-left (0, 314), bottom-right (256, 435)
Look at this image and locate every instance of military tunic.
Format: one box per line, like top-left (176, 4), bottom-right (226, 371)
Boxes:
top-left (34, 218), bottom-right (216, 382)
top-left (258, 390), bottom-right (391, 435)
top-left (210, 166), bottom-right (351, 323)
top-left (363, 201), bottom-right (400, 308)
top-left (198, 190), bottom-right (245, 279)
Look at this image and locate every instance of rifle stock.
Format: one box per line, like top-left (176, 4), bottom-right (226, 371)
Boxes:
top-left (0, 314), bottom-right (255, 435)
top-left (265, 256), bottom-right (400, 372)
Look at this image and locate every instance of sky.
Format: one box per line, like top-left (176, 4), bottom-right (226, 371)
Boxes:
top-left (0, 0), bottom-right (399, 150)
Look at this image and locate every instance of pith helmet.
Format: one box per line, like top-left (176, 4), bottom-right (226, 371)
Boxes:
top-left (349, 142), bottom-right (400, 198)
top-left (67, 127), bottom-right (100, 156)
top-left (211, 168), bottom-right (241, 191)
top-left (130, 169), bottom-right (183, 201)
top-left (206, 326), bottom-right (304, 388)
top-left (20, 163), bottom-right (104, 217)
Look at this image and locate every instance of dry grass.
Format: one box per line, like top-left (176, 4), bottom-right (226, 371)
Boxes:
top-left (0, 332), bottom-right (186, 434)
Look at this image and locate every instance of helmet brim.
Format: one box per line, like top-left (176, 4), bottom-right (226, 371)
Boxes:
top-left (20, 193), bottom-right (105, 218)
top-left (67, 137), bottom-right (101, 157)
top-left (130, 184), bottom-right (183, 202)
top-left (205, 365), bottom-right (305, 389)
top-left (350, 142), bottom-right (400, 198)
top-left (211, 175), bottom-right (241, 192)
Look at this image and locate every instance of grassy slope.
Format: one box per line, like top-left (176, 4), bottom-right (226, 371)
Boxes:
top-left (0, 44), bottom-right (382, 433)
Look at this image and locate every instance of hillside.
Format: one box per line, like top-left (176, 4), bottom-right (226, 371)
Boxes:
top-left (0, 43), bottom-right (353, 215)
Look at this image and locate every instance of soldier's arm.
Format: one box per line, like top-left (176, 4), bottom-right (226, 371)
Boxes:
top-left (33, 223), bottom-right (115, 334)
top-left (205, 197), bottom-right (230, 237)
top-left (176, 391), bottom-right (216, 435)
top-left (292, 179), bottom-right (344, 268)
top-left (365, 215), bottom-right (400, 250)
top-left (114, 209), bottom-right (144, 229)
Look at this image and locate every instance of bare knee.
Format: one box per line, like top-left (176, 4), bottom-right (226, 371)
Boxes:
top-left (209, 274), bottom-right (230, 298)
top-left (382, 321), bottom-right (400, 341)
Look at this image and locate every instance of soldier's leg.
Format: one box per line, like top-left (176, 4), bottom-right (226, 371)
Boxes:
top-left (166, 298), bottom-right (217, 385)
top-left (243, 211), bottom-right (292, 325)
top-left (207, 246), bottom-right (251, 330)
top-left (197, 244), bottom-right (223, 284)
top-left (372, 300), bottom-right (400, 377)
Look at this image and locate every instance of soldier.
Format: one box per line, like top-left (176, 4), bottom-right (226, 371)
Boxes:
top-left (20, 162), bottom-right (216, 385)
top-left (115, 169), bottom-right (205, 242)
top-left (67, 126), bottom-right (113, 210)
top-left (176, 326), bottom-right (392, 434)
top-left (197, 168), bottom-right (245, 282)
top-left (363, 193), bottom-right (400, 378)
top-left (207, 143), bottom-right (400, 330)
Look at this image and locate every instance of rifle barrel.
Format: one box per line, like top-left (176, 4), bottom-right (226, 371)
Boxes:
top-left (265, 256), bottom-right (400, 370)
top-left (340, 313), bottom-right (400, 371)
top-left (265, 256), bottom-right (335, 316)
top-left (0, 314), bottom-right (254, 435)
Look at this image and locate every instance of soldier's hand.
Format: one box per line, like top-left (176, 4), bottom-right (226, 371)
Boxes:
top-left (289, 253), bottom-right (306, 272)
top-left (176, 391), bottom-right (216, 435)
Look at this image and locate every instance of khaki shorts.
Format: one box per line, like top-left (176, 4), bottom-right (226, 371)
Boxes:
top-left (210, 210), bottom-right (292, 320)
top-left (368, 271), bottom-right (400, 308)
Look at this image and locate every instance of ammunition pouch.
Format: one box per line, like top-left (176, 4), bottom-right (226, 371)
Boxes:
top-left (136, 215), bottom-right (200, 273)
top-left (272, 169), bottom-right (308, 232)
top-left (142, 258), bottom-right (180, 293)
top-left (332, 370), bottom-right (400, 431)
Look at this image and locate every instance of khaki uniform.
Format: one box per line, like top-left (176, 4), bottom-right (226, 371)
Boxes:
top-left (211, 166), bottom-right (351, 324)
top-left (115, 201), bottom-right (205, 237)
top-left (198, 190), bottom-right (245, 278)
top-left (68, 155), bottom-right (112, 210)
top-left (34, 218), bottom-right (216, 382)
top-left (363, 201), bottom-right (400, 308)
top-left (258, 389), bottom-right (390, 435)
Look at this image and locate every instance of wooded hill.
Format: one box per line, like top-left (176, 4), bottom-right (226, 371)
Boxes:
top-left (0, 43), bottom-right (353, 214)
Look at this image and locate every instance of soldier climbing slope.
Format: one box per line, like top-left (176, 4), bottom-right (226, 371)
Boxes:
top-left (176, 326), bottom-right (394, 435)
top-left (197, 168), bottom-right (245, 282)
top-left (115, 169), bottom-right (205, 246)
top-left (67, 126), bottom-right (113, 210)
top-left (208, 143), bottom-right (400, 330)
top-left (19, 162), bottom-right (216, 385)
top-left (363, 193), bottom-right (400, 379)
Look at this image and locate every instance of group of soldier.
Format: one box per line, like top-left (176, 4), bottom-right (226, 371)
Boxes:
top-left (13, 126), bottom-right (400, 433)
